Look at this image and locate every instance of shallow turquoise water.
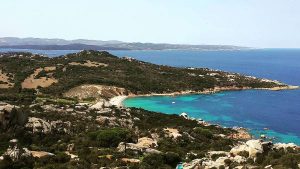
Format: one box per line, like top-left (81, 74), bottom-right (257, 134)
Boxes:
top-left (124, 89), bottom-right (300, 144)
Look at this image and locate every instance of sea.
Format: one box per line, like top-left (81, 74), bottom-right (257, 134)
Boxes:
top-left (1, 48), bottom-right (300, 144)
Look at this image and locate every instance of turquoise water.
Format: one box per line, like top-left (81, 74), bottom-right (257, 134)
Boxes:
top-left (1, 48), bottom-right (300, 144)
top-left (116, 49), bottom-right (300, 144)
top-left (124, 90), bottom-right (300, 144)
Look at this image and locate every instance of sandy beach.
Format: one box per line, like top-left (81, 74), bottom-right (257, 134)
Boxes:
top-left (109, 96), bottom-right (128, 107)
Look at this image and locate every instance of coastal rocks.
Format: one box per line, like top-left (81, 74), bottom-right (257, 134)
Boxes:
top-left (183, 154), bottom-right (247, 169)
top-left (273, 142), bottom-right (298, 150)
top-left (229, 127), bottom-right (252, 140)
top-left (180, 112), bottom-right (189, 119)
top-left (183, 139), bottom-right (295, 168)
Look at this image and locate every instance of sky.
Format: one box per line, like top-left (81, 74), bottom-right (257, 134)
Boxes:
top-left (0, 0), bottom-right (299, 48)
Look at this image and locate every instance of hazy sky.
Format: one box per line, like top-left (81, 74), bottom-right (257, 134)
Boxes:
top-left (0, 0), bottom-right (299, 48)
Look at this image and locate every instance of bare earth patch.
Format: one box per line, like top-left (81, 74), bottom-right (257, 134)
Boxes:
top-left (0, 70), bottom-right (14, 88)
top-left (64, 84), bottom-right (131, 100)
top-left (69, 60), bottom-right (108, 67)
top-left (21, 67), bottom-right (58, 89)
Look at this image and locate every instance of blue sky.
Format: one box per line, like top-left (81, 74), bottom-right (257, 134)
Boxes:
top-left (0, 0), bottom-right (299, 48)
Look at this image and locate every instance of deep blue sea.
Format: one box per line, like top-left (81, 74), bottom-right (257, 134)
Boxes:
top-left (1, 48), bottom-right (300, 144)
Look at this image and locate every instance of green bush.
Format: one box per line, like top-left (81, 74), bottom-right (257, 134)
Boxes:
top-left (141, 154), bottom-right (166, 169)
top-left (194, 127), bottom-right (213, 139)
top-left (88, 128), bottom-right (134, 147)
top-left (164, 152), bottom-right (181, 167)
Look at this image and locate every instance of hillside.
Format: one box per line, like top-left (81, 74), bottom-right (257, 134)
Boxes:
top-left (0, 51), bottom-right (299, 169)
top-left (0, 50), bottom-right (287, 101)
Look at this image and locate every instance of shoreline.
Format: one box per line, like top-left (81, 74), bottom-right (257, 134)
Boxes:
top-left (109, 85), bottom-right (299, 107)
top-left (108, 95), bottom-right (128, 107)
top-left (108, 85), bottom-right (300, 144)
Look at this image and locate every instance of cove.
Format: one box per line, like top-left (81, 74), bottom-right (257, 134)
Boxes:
top-left (123, 89), bottom-right (300, 144)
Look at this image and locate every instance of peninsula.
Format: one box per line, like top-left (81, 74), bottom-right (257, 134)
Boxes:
top-left (0, 51), bottom-right (299, 169)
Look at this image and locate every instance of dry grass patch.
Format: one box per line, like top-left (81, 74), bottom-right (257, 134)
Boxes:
top-left (21, 67), bottom-right (58, 89)
top-left (0, 70), bottom-right (14, 88)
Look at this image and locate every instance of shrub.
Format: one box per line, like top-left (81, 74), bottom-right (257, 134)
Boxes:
top-left (164, 152), bottom-right (181, 167)
top-left (194, 127), bottom-right (213, 139)
top-left (88, 128), bottom-right (134, 147)
top-left (141, 154), bottom-right (166, 169)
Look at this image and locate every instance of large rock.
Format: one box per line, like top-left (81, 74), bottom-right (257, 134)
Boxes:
top-left (230, 140), bottom-right (264, 160)
top-left (25, 117), bottom-right (71, 134)
top-left (117, 137), bottom-right (160, 154)
top-left (25, 117), bottom-right (51, 133)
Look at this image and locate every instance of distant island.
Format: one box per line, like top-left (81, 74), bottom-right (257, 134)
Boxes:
top-left (0, 37), bottom-right (249, 51)
top-left (0, 51), bottom-right (299, 169)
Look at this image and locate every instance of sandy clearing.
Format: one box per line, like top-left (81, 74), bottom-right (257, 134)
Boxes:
top-left (164, 128), bottom-right (182, 139)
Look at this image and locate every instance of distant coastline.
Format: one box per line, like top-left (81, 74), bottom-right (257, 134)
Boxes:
top-left (0, 37), bottom-right (249, 51)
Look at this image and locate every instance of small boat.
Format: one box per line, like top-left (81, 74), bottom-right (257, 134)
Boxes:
top-left (172, 101), bottom-right (176, 104)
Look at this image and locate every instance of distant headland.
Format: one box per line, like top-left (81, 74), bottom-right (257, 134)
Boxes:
top-left (0, 37), bottom-right (249, 51)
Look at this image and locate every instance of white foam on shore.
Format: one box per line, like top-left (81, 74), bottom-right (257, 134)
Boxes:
top-left (109, 96), bottom-right (128, 107)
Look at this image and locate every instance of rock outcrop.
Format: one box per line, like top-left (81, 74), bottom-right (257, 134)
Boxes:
top-left (25, 117), bottom-right (51, 133)
top-left (183, 139), bottom-right (299, 168)
top-left (230, 140), bottom-right (264, 160)
top-left (25, 117), bottom-right (71, 134)
top-left (117, 137), bottom-right (160, 154)
top-left (0, 102), bottom-right (25, 130)
top-left (0, 139), bottom-right (32, 161)
top-left (0, 102), bottom-right (14, 129)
